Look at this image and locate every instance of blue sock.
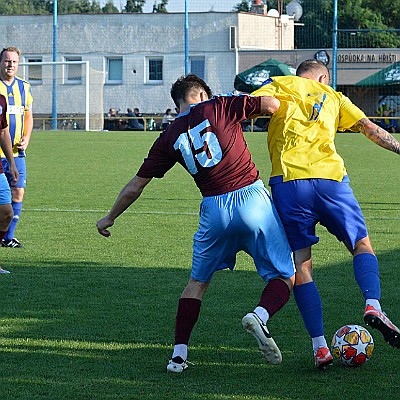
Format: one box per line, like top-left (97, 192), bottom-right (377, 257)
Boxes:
top-left (353, 253), bottom-right (381, 301)
top-left (5, 201), bottom-right (22, 241)
top-left (293, 281), bottom-right (324, 338)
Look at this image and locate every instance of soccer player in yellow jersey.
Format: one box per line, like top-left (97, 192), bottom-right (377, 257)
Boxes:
top-left (253, 59), bottom-right (400, 369)
top-left (0, 47), bottom-right (33, 248)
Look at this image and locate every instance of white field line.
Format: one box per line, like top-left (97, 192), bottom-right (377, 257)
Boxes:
top-left (24, 207), bottom-right (198, 216)
top-left (23, 208), bottom-right (399, 220)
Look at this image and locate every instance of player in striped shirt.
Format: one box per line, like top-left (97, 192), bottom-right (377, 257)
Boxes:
top-left (0, 47), bottom-right (33, 248)
top-left (0, 93), bottom-right (19, 273)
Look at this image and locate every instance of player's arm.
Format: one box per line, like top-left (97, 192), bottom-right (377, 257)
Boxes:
top-left (0, 127), bottom-right (18, 183)
top-left (353, 118), bottom-right (400, 155)
top-left (259, 96), bottom-right (280, 115)
top-left (96, 175), bottom-right (152, 237)
top-left (18, 107), bottom-right (33, 151)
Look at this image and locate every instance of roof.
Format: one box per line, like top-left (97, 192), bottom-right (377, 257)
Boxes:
top-left (234, 58), bottom-right (296, 93)
top-left (355, 62), bottom-right (400, 86)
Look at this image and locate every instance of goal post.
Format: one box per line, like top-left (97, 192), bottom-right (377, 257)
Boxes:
top-left (19, 60), bottom-right (105, 131)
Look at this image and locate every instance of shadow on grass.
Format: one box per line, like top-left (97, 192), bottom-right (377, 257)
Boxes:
top-left (0, 250), bottom-right (399, 399)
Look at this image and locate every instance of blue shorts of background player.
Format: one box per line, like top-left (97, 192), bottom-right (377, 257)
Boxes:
top-left (0, 173), bottom-right (11, 205)
top-left (191, 180), bottom-right (294, 282)
top-left (2, 157), bottom-right (26, 188)
top-left (269, 176), bottom-right (368, 251)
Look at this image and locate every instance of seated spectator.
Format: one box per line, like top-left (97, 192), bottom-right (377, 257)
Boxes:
top-left (131, 107), bottom-right (144, 130)
top-left (161, 108), bottom-right (175, 130)
top-left (126, 108), bottom-right (136, 130)
top-left (104, 108), bottom-right (118, 130)
top-left (376, 102), bottom-right (396, 133)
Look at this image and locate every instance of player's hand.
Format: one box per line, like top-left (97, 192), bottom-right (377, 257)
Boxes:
top-left (17, 137), bottom-right (29, 151)
top-left (96, 216), bottom-right (114, 237)
top-left (9, 163), bottom-right (19, 186)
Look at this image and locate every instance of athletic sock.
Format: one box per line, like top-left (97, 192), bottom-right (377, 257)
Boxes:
top-left (312, 335), bottom-right (328, 354)
top-left (172, 344), bottom-right (188, 361)
top-left (366, 299), bottom-right (382, 311)
top-left (174, 297), bottom-right (202, 345)
top-left (4, 201), bottom-right (22, 241)
top-left (254, 306), bottom-right (270, 324)
top-left (293, 281), bottom-right (325, 339)
top-left (353, 253), bottom-right (381, 301)
top-left (257, 278), bottom-right (290, 319)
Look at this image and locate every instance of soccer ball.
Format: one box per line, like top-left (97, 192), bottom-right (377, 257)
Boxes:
top-left (331, 324), bottom-right (374, 367)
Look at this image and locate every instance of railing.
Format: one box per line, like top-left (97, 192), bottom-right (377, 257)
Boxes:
top-left (32, 115), bottom-right (400, 132)
top-left (33, 115), bottom-right (165, 131)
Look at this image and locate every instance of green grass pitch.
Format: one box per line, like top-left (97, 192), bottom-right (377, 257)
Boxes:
top-left (0, 130), bottom-right (399, 399)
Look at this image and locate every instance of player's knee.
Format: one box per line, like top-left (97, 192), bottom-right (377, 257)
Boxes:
top-left (0, 207), bottom-right (13, 229)
top-left (11, 187), bottom-right (24, 202)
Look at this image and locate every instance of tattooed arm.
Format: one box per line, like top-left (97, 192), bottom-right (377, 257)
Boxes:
top-left (353, 118), bottom-right (400, 155)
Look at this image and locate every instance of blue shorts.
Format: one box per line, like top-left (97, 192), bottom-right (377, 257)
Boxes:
top-left (270, 178), bottom-right (368, 251)
top-left (2, 157), bottom-right (26, 188)
top-left (0, 173), bottom-right (11, 204)
top-left (191, 180), bottom-right (294, 283)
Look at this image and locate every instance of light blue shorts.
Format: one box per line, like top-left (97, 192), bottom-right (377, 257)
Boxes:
top-left (191, 180), bottom-right (295, 283)
top-left (0, 173), bottom-right (11, 204)
top-left (2, 156), bottom-right (26, 188)
top-left (271, 177), bottom-right (368, 251)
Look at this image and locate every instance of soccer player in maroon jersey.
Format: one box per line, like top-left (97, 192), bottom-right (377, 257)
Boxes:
top-left (97, 74), bottom-right (295, 372)
top-left (0, 93), bottom-right (19, 273)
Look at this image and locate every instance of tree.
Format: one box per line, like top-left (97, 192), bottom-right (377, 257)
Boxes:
top-left (233, 1), bottom-right (250, 12)
top-left (102, 0), bottom-right (119, 13)
top-left (294, 0), bottom-right (400, 49)
top-left (152, 0), bottom-right (168, 13)
top-left (124, 0), bottom-right (146, 13)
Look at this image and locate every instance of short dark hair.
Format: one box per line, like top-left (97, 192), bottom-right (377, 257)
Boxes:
top-left (296, 59), bottom-right (328, 77)
top-left (170, 74), bottom-right (213, 108)
top-left (0, 46), bottom-right (21, 61)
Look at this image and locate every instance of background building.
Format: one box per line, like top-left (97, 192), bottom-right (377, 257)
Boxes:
top-left (0, 9), bottom-right (398, 129)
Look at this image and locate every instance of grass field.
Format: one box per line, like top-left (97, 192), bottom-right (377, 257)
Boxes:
top-left (0, 130), bottom-right (399, 400)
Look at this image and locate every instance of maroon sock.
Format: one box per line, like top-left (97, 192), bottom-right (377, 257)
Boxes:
top-left (0, 231), bottom-right (6, 241)
top-left (174, 297), bottom-right (202, 345)
top-left (258, 279), bottom-right (290, 318)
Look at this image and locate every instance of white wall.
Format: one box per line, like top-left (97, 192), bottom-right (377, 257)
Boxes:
top-left (0, 12), bottom-right (291, 115)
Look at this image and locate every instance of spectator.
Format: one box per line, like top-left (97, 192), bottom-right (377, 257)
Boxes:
top-left (104, 108), bottom-right (118, 130)
top-left (131, 108), bottom-right (144, 130)
top-left (161, 108), bottom-right (175, 130)
top-left (126, 108), bottom-right (136, 130)
top-left (376, 102), bottom-right (396, 133)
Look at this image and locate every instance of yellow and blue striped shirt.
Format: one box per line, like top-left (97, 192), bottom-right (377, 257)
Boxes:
top-left (0, 76), bottom-right (33, 158)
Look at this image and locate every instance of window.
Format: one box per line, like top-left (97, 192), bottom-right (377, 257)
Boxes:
top-left (190, 57), bottom-right (205, 79)
top-left (64, 56), bottom-right (82, 84)
top-left (106, 57), bottom-right (123, 84)
top-left (26, 57), bottom-right (42, 85)
top-left (148, 58), bottom-right (163, 82)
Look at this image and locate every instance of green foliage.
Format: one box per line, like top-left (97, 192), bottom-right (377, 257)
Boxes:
top-left (295, 0), bottom-right (400, 49)
top-left (101, 0), bottom-right (119, 13)
top-left (233, 0), bottom-right (250, 12)
top-left (124, 0), bottom-right (146, 13)
top-left (152, 0), bottom-right (168, 13)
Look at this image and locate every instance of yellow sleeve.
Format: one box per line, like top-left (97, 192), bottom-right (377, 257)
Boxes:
top-left (338, 95), bottom-right (366, 132)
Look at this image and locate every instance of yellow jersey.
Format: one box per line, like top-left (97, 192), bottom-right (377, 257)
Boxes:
top-left (0, 76), bottom-right (33, 158)
top-left (252, 76), bottom-right (366, 182)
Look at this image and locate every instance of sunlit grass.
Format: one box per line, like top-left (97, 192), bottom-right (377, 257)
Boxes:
top-left (0, 131), bottom-right (398, 399)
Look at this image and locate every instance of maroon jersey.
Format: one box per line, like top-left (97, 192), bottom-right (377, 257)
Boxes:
top-left (137, 95), bottom-right (262, 196)
top-left (0, 95), bottom-right (8, 174)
